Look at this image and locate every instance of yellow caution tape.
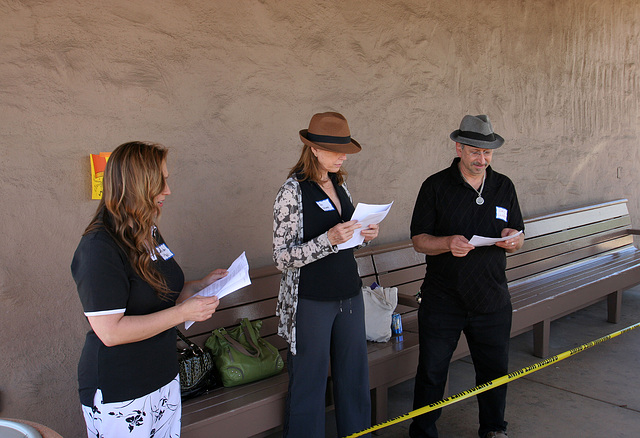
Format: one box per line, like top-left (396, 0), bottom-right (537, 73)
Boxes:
top-left (345, 321), bottom-right (640, 438)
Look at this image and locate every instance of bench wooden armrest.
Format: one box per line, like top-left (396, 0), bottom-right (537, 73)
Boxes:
top-left (398, 293), bottom-right (419, 308)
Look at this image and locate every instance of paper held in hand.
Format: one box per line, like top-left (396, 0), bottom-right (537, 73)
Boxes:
top-left (337, 202), bottom-right (394, 250)
top-left (184, 251), bottom-right (251, 330)
top-left (469, 230), bottom-right (523, 247)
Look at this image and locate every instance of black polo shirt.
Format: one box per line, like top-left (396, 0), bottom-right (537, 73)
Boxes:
top-left (72, 226), bottom-right (184, 406)
top-left (410, 158), bottom-right (524, 313)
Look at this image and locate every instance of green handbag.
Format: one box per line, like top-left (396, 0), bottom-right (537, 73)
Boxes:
top-left (205, 318), bottom-right (284, 387)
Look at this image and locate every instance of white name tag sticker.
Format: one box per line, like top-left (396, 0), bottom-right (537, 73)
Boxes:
top-left (496, 206), bottom-right (508, 222)
top-left (156, 243), bottom-right (175, 260)
top-left (316, 198), bottom-right (335, 212)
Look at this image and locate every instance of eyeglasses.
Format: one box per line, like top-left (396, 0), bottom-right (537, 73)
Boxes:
top-left (463, 147), bottom-right (493, 158)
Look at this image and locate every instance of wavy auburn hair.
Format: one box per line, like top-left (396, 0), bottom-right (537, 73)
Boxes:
top-left (85, 141), bottom-right (172, 298)
top-left (288, 144), bottom-right (347, 184)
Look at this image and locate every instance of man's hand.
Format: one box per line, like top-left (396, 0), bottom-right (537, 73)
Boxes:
top-left (448, 235), bottom-right (475, 257)
top-left (495, 228), bottom-right (524, 253)
top-left (412, 233), bottom-right (474, 257)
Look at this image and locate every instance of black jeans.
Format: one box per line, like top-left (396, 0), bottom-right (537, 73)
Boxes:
top-left (410, 292), bottom-right (512, 438)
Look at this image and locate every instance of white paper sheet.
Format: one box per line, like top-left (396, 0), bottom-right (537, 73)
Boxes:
top-left (337, 202), bottom-right (394, 250)
top-left (469, 230), bottom-right (523, 247)
top-left (184, 251), bottom-right (251, 330)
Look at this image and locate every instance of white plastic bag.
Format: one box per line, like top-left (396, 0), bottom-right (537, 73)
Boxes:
top-left (362, 284), bottom-right (398, 342)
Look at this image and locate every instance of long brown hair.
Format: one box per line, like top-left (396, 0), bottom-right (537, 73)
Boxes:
top-left (287, 144), bottom-right (347, 185)
top-left (85, 141), bottom-right (172, 298)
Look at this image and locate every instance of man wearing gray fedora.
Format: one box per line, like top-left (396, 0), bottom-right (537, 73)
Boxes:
top-left (409, 115), bottom-right (525, 438)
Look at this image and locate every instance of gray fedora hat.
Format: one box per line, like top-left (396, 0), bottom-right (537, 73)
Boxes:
top-left (450, 115), bottom-right (504, 149)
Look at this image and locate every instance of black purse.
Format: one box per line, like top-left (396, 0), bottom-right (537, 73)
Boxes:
top-left (176, 328), bottom-right (217, 400)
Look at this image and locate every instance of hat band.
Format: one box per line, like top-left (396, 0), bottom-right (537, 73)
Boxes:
top-left (307, 132), bottom-right (352, 145)
top-left (459, 130), bottom-right (496, 143)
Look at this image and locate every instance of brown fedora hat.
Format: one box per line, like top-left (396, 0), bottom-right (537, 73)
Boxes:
top-left (299, 112), bottom-right (362, 154)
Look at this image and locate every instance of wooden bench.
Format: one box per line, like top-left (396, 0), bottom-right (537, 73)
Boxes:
top-left (181, 199), bottom-right (640, 437)
top-left (507, 198), bottom-right (640, 357)
top-left (181, 251), bottom-right (420, 438)
top-left (367, 198), bottom-right (640, 359)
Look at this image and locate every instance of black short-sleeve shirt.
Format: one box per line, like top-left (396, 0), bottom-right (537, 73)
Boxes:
top-left (71, 226), bottom-right (184, 406)
top-left (410, 158), bottom-right (524, 313)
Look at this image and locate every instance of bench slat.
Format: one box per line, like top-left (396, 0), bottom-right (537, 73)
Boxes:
top-left (187, 298), bottom-right (279, 337)
top-left (214, 272), bottom-right (281, 311)
top-left (395, 280), bottom-right (422, 298)
top-left (182, 372), bottom-right (290, 437)
top-left (507, 236), bottom-right (634, 282)
top-left (510, 265), bottom-right (640, 337)
top-left (361, 275), bottom-right (377, 288)
top-left (185, 315), bottom-right (284, 350)
top-left (356, 254), bottom-right (376, 277)
top-left (510, 247), bottom-right (640, 304)
top-left (523, 199), bottom-right (629, 238)
top-left (373, 246), bottom-right (425, 273)
top-left (377, 265), bottom-right (426, 289)
top-left (367, 332), bottom-right (420, 389)
top-left (509, 216), bottom-right (631, 261)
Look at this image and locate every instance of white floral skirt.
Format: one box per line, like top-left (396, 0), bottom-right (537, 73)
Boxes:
top-left (82, 374), bottom-right (181, 438)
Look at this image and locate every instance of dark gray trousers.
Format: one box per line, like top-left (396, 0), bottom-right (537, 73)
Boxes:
top-left (283, 294), bottom-right (371, 438)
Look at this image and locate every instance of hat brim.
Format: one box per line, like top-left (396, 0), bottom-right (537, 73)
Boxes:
top-left (300, 130), bottom-right (362, 154)
top-left (450, 131), bottom-right (504, 149)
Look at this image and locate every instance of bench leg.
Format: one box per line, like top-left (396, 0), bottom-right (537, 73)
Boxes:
top-left (607, 290), bottom-right (622, 324)
top-left (371, 384), bottom-right (388, 429)
top-left (533, 319), bottom-right (550, 358)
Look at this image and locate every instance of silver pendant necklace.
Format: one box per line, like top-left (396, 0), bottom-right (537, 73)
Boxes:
top-left (462, 172), bottom-right (486, 205)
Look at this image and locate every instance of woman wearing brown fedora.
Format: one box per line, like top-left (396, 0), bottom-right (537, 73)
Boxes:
top-left (273, 112), bottom-right (379, 437)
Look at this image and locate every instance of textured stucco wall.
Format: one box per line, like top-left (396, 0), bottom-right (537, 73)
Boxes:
top-left (1, 0), bottom-right (639, 436)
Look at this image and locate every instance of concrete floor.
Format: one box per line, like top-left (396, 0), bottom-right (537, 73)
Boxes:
top-left (322, 286), bottom-right (640, 438)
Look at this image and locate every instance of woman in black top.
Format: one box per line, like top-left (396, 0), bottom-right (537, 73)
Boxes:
top-left (72, 141), bottom-right (227, 437)
top-left (273, 113), bottom-right (379, 437)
